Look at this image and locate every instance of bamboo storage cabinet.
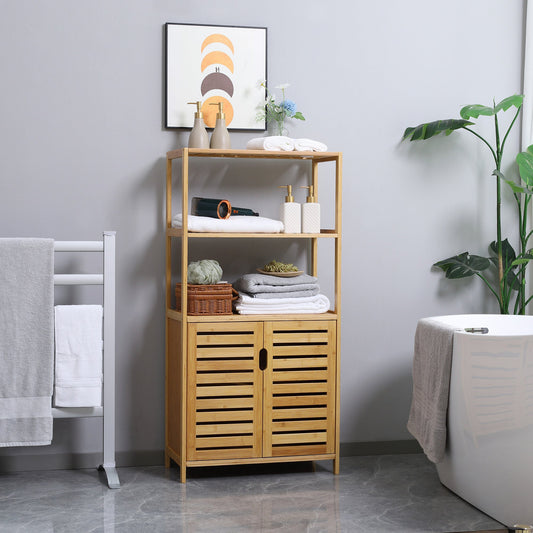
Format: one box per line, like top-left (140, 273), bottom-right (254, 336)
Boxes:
top-left (165, 148), bottom-right (342, 482)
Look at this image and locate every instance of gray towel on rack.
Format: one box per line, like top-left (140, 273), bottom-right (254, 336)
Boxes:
top-left (233, 273), bottom-right (319, 296)
top-left (407, 318), bottom-right (455, 463)
top-left (241, 287), bottom-right (320, 299)
top-left (0, 238), bottom-right (54, 446)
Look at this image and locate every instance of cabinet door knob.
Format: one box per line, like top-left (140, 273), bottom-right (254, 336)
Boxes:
top-left (259, 348), bottom-right (268, 371)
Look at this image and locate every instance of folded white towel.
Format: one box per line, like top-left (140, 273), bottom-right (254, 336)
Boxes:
top-left (246, 136), bottom-right (295, 151)
top-left (54, 305), bottom-right (103, 407)
top-left (172, 214), bottom-right (284, 233)
top-left (235, 293), bottom-right (330, 314)
top-left (293, 138), bottom-right (328, 152)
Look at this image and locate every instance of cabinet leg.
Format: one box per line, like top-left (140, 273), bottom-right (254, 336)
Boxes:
top-left (333, 457), bottom-right (340, 475)
top-left (164, 451), bottom-right (170, 468)
top-left (180, 464), bottom-right (187, 483)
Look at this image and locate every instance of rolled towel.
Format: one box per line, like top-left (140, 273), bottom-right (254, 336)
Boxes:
top-left (293, 138), bottom-right (328, 152)
top-left (235, 293), bottom-right (330, 314)
top-left (172, 214), bottom-right (284, 233)
top-left (246, 136), bottom-right (295, 151)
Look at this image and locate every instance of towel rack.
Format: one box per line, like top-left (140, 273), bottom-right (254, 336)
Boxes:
top-left (53, 231), bottom-right (119, 489)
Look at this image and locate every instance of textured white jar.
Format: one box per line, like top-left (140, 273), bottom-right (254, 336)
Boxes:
top-left (302, 202), bottom-right (320, 233)
top-left (281, 202), bottom-right (301, 233)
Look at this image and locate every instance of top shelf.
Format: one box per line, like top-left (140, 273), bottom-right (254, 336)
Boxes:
top-left (166, 148), bottom-right (341, 163)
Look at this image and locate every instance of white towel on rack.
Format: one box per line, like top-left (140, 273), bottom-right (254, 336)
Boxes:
top-left (54, 305), bottom-right (103, 407)
top-left (246, 136), bottom-right (295, 151)
top-left (172, 214), bottom-right (284, 233)
top-left (293, 139), bottom-right (328, 152)
top-left (234, 293), bottom-right (330, 314)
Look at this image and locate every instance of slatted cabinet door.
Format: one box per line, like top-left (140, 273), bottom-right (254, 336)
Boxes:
top-left (263, 320), bottom-right (337, 457)
top-left (187, 322), bottom-right (264, 461)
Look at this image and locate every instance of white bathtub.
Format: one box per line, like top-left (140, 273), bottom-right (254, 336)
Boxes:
top-left (429, 314), bottom-right (533, 527)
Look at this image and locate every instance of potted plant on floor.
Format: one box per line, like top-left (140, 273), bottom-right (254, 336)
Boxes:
top-left (402, 94), bottom-right (533, 314)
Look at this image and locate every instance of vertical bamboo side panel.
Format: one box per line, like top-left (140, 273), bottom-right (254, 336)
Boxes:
top-left (334, 153), bottom-right (342, 474)
top-left (180, 150), bottom-right (189, 482)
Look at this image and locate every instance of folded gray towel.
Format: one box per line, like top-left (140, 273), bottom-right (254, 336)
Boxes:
top-left (233, 273), bottom-right (319, 295)
top-left (0, 238), bottom-right (54, 447)
top-left (240, 287), bottom-right (320, 299)
top-left (407, 318), bottom-right (455, 463)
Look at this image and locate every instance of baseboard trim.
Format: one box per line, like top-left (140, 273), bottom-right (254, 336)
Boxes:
top-left (0, 441), bottom-right (422, 473)
top-left (340, 439), bottom-right (422, 457)
top-left (0, 450), bottom-right (165, 473)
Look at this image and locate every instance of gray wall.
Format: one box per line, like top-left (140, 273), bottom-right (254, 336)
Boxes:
top-left (0, 0), bottom-right (525, 467)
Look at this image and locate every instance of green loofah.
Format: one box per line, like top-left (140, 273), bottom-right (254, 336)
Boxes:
top-left (187, 259), bottom-right (223, 285)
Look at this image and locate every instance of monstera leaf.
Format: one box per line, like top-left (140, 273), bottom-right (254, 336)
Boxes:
top-left (433, 252), bottom-right (491, 279)
top-left (489, 239), bottom-right (533, 291)
top-left (516, 145), bottom-right (533, 188)
top-left (460, 95), bottom-right (523, 119)
top-left (403, 119), bottom-right (473, 141)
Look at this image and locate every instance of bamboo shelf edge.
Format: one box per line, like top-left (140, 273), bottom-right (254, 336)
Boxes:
top-left (166, 309), bottom-right (338, 322)
top-left (184, 453), bottom-right (337, 468)
top-left (166, 227), bottom-right (339, 238)
top-left (166, 148), bottom-right (341, 162)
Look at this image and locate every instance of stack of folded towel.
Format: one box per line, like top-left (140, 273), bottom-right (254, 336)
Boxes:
top-left (246, 136), bottom-right (327, 152)
top-left (232, 273), bottom-right (330, 314)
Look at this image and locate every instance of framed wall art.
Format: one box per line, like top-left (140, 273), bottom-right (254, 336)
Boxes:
top-left (165, 23), bottom-right (267, 130)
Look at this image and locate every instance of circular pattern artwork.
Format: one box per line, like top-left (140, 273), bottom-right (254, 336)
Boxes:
top-left (165, 24), bottom-right (267, 130)
top-left (199, 33), bottom-right (235, 128)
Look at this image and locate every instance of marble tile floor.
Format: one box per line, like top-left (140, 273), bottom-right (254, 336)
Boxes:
top-left (0, 454), bottom-right (507, 533)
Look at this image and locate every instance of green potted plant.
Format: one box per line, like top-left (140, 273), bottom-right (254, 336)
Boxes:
top-left (403, 94), bottom-right (533, 314)
top-left (257, 82), bottom-right (305, 136)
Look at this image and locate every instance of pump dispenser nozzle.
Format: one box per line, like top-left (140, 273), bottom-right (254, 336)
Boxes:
top-left (301, 185), bottom-right (317, 203)
top-left (188, 101), bottom-right (203, 118)
top-left (210, 101), bottom-right (225, 119)
top-left (279, 185), bottom-right (295, 202)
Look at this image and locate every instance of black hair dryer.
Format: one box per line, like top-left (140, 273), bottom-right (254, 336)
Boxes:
top-left (191, 197), bottom-right (259, 218)
top-left (191, 197), bottom-right (231, 219)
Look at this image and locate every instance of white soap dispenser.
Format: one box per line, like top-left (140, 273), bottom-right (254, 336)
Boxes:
top-left (279, 185), bottom-right (301, 233)
top-left (301, 185), bottom-right (321, 234)
top-left (187, 101), bottom-right (209, 149)
top-left (209, 102), bottom-right (231, 149)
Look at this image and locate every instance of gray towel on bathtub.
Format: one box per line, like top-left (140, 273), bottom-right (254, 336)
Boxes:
top-left (407, 318), bottom-right (455, 463)
top-left (0, 238), bottom-right (54, 446)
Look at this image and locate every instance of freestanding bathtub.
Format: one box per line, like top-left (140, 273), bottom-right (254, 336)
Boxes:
top-left (429, 314), bottom-right (533, 527)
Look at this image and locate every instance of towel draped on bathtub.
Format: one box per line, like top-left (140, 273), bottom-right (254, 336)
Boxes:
top-left (0, 238), bottom-right (54, 447)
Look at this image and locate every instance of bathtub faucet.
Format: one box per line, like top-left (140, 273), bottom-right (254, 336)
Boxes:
top-left (464, 327), bottom-right (489, 334)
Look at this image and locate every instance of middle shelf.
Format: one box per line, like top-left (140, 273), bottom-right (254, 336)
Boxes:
top-left (166, 228), bottom-right (339, 238)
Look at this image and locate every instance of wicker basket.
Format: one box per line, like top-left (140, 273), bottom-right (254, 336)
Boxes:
top-left (175, 283), bottom-right (237, 315)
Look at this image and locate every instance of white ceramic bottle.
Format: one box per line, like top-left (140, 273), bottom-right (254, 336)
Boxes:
top-left (279, 185), bottom-right (301, 233)
top-left (301, 185), bottom-right (321, 234)
top-left (209, 102), bottom-right (231, 149)
top-left (187, 101), bottom-right (209, 149)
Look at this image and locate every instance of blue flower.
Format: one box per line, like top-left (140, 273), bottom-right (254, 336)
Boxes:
top-left (281, 99), bottom-right (297, 115)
